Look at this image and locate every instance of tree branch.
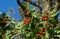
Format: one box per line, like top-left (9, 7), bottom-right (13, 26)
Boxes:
top-left (23, 0), bottom-right (42, 11)
top-left (16, 0), bottom-right (26, 11)
top-left (57, 0), bottom-right (60, 10)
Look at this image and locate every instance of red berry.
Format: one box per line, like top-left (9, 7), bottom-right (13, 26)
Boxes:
top-left (54, 35), bottom-right (57, 38)
top-left (40, 28), bottom-right (44, 32)
top-left (24, 21), bottom-right (28, 24)
top-left (42, 16), bottom-right (45, 21)
top-left (26, 10), bottom-right (30, 15)
top-left (40, 32), bottom-right (43, 34)
top-left (46, 11), bottom-right (49, 16)
top-left (36, 34), bottom-right (42, 38)
top-left (44, 17), bottom-right (48, 21)
top-left (23, 18), bottom-right (31, 24)
top-left (36, 34), bottom-right (40, 37)
top-left (24, 20), bottom-right (29, 24)
top-left (42, 16), bottom-right (48, 21)
top-left (42, 32), bottom-right (46, 35)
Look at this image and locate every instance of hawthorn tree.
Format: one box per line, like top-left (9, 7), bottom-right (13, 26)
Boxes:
top-left (15, 0), bottom-right (60, 39)
top-left (0, 0), bottom-right (60, 39)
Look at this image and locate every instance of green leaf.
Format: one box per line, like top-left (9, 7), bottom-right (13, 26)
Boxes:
top-left (0, 31), bottom-right (2, 35)
top-left (45, 31), bottom-right (49, 38)
top-left (30, 6), bottom-right (35, 11)
top-left (25, 2), bottom-right (30, 10)
top-left (49, 11), bottom-right (58, 18)
top-left (57, 35), bottom-right (60, 37)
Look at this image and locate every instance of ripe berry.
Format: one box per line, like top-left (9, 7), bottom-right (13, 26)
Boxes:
top-left (40, 28), bottom-right (44, 32)
top-left (36, 34), bottom-right (42, 38)
top-left (42, 16), bottom-right (45, 21)
top-left (26, 10), bottom-right (30, 15)
top-left (42, 16), bottom-right (48, 21)
top-left (42, 32), bottom-right (46, 35)
top-left (54, 34), bottom-right (57, 38)
top-left (40, 32), bottom-right (43, 34)
top-left (24, 19), bottom-right (29, 24)
top-left (46, 11), bottom-right (49, 16)
top-left (36, 34), bottom-right (40, 37)
top-left (24, 21), bottom-right (28, 24)
top-left (45, 17), bottom-right (48, 21)
top-left (23, 18), bottom-right (31, 24)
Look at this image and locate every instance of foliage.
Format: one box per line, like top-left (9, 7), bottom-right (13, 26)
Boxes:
top-left (0, 0), bottom-right (60, 39)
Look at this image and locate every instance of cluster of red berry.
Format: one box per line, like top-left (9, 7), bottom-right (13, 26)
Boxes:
top-left (23, 17), bottom-right (31, 25)
top-left (42, 11), bottom-right (49, 21)
top-left (36, 28), bottom-right (46, 38)
top-left (23, 10), bottom-right (31, 24)
top-left (53, 34), bottom-right (60, 39)
top-left (54, 34), bottom-right (57, 38)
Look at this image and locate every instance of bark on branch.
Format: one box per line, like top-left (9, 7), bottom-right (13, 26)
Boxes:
top-left (23, 0), bottom-right (42, 11)
top-left (16, 0), bottom-right (26, 11)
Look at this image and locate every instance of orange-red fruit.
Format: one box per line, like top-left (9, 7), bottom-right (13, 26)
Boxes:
top-left (42, 32), bottom-right (46, 35)
top-left (36, 34), bottom-right (40, 37)
top-left (42, 16), bottom-right (48, 21)
top-left (23, 18), bottom-right (31, 24)
top-left (42, 16), bottom-right (45, 21)
top-left (40, 28), bottom-right (44, 32)
top-left (54, 35), bottom-right (57, 38)
top-left (44, 17), bottom-right (48, 20)
top-left (36, 34), bottom-right (42, 38)
top-left (26, 10), bottom-right (30, 15)
top-left (46, 11), bottom-right (49, 16)
top-left (24, 19), bottom-right (29, 24)
top-left (40, 32), bottom-right (43, 34)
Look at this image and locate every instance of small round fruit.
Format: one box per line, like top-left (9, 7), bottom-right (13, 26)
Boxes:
top-left (26, 10), bottom-right (30, 15)
top-left (36, 34), bottom-right (40, 37)
top-left (40, 28), bottom-right (44, 32)
top-left (42, 16), bottom-right (45, 21)
top-left (42, 32), bottom-right (46, 35)
top-left (45, 17), bottom-right (48, 20)
top-left (54, 34), bottom-right (57, 38)
top-left (36, 34), bottom-right (42, 38)
top-left (46, 11), bottom-right (49, 15)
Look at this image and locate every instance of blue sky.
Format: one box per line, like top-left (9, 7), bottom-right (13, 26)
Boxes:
top-left (0, 0), bottom-right (22, 21)
top-left (0, 0), bottom-right (60, 21)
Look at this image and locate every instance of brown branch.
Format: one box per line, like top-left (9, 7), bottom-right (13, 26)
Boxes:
top-left (23, 0), bottom-right (42, 11)
top-left (57, 0), bottom-right (60, 10)
top-left (54, 0), bottom-right (60, 19)
top-left (16, 0), bottom-right (26, 11)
